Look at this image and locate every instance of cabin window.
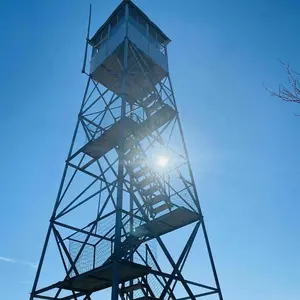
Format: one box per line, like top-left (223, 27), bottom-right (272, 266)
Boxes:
top-left (138, 15), bottom-right (147, 34)
top-left (111, 16), bottom-right (118, 29)
top-left (129, 6), bottom-right (146, 34)
top-left (118, 6), bottom-right (125, 21)
top-left (129, 6), bottom-right (138, 22)
top-left (157, 33), bottom-right (164, 45)
top-left (111, 7), bottom-right (125, 33)
top-left (148, 25), bottom-right (166, 54)
top-left (93, 26), bottom-right (108, 54)
top-left (149, 25), bottom-right (157, 43)
top-left (100, 27), bottom-right (108, 44)
top-left (157, 33), bottom-right (166, 54)
top-left (92, 47), bottom-right (97, 57)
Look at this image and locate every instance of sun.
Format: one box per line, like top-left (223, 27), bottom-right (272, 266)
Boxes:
top-left (156, 155), bottom-right (169, 168)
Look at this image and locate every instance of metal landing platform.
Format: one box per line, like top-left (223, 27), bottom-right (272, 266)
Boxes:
top-left (132, 207), bottom-right (201, 239)
top-left (81, 117), bottom-right (136, 159)
top-left (80, 104), bottom-right (176, 161)
top-left (54, 261), bottom-right (150, 294)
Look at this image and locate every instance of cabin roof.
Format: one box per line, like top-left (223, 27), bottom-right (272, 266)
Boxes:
top-left (89, 0), bottom-right (171, 46)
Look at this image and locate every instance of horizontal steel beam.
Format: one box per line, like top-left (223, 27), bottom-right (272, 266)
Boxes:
top-left (53, 221), bottom-right (113, 242)
top-left (177, 290), bottom-right (219, 300)
top-left (150, 269), bottom-right (217, 291)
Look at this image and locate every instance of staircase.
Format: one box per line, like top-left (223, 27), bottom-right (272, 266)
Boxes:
top-left (121, 278), bottom-right (160, 300)
top-left (124, 145), bottom-right (172, 218)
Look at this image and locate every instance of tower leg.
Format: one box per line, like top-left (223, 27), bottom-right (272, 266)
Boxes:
top-left (29, 79), bottom-right (91, 300)
top-left (111, 36), bottom-right (129, 300)
top-left (29, 225), bottom-right (51, 300)
top-left (202, 221), bottom-right (224, 300)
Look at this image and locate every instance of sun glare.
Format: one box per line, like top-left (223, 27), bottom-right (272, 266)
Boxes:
top-left (156, 155), bottom-right (169, 168)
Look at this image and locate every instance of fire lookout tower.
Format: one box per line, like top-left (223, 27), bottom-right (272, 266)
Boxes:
top-left (30, 1), bottom-right (224, 300)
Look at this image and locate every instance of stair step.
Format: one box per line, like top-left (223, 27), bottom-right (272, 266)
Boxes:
top-left (121, 282), bottom-right (145, 293)
top-left (121, 236), bottom-right (141, 252)
top-left (146, 100), bottom-right (163, 115)
top-left (132, 166), bottom-right (150, 179)
top-left (151, 203), bottom-right (170, 215)
top-left (128, 157), bottom-right (145, 170)
top-left (141, 93), bottom-right (156, 107)
top-left (136, 176), bottom-right (155, 189)
top-left (124, 147), bottom-right (140, 161)
top-left (133, 105), bottom-right (176, 142)
top-left (124, 137), bottom-right (139, 151)
top-left (147, 194), bottom-right (168, 206)
top-left (141, 185), bottom-right (160, 197)
top-left (124, 105), bottom-right (176, 152)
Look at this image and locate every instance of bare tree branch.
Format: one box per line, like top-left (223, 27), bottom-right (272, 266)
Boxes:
top-left (265, 60), bottom-right (300, 105)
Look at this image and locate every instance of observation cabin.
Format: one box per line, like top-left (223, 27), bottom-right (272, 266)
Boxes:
top-left (89, 0), bottom-right (171, 103)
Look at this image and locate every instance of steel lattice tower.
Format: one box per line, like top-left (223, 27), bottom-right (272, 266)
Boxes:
top-left (30, 1), bottom-right (224, 300)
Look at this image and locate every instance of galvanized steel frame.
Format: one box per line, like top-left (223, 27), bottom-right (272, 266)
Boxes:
top-left (30, 2), bottom-right (223, 300)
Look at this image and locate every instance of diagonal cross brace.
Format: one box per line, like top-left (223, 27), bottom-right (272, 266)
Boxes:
top-left (160, 222), bottom-right (200, 299)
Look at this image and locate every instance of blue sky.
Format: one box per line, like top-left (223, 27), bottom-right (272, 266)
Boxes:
top-left (0, 0), bottom-right (300, 299)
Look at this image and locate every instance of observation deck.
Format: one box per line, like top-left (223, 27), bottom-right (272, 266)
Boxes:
top-left (89, 0), bottom-right (170, 103)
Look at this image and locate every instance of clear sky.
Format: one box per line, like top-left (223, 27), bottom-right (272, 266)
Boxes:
top-left (0, 0), bottom-right (300, 299)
